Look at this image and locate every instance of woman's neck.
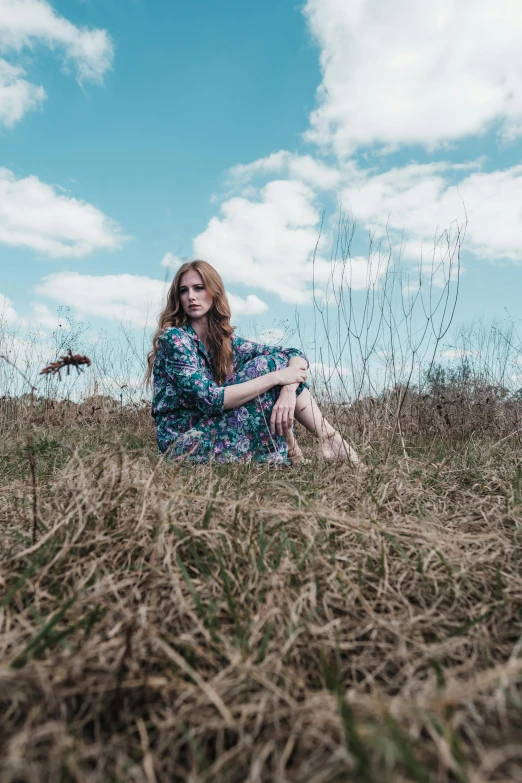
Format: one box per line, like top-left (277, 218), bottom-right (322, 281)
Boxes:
top-left (189, 317), bottom-right (209, 348)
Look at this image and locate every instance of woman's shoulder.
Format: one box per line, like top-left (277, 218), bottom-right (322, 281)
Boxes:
top-left (158, 325), bottom-right (194, 351)
top-left (232, 334), bottom-right (256, 354)
top-left (160, 325), bottom-right (186, 338)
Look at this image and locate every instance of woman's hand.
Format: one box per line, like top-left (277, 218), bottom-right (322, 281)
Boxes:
top-left (274, 365), bottom-right (307, 387)
top-left (270, 386), bottom-right (297, 435)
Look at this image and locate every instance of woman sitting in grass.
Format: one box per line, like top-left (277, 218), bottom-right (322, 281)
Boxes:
top-left (147, 259), bottom-right (361, 466)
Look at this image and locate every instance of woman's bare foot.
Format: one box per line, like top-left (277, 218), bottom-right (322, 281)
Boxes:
top-left (287, 441), bottom-right (307, 465)
top-left (321, 431), bottom-right (364, 467)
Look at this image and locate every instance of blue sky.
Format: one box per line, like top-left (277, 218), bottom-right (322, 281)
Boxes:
top-left (2, 0), bottom-right (522, 387)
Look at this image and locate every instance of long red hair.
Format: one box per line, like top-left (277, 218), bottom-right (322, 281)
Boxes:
top-left (146, 260), bottom-right (235, 386)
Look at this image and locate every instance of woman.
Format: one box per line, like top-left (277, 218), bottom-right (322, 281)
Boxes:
top-left (147, 260), bottom-right (361, 465)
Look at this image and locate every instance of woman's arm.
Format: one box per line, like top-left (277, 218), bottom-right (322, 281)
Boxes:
top-left (280, 355), bottom-right (308, 393)
top-left (159, 329), bottom-right (225, 415)
top-left (234, 336), bottom-right (309, 368)
top-left (269, 356), bottom-right (308, 434)
top-left (159, 328), bottom-right (306, 415)
top-left (223, 364), bottom-right (307, 410)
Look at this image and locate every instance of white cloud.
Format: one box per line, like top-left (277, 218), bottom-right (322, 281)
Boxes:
top-left (440, 349), bottom-right (473, 360)
top-left (0, 0), bottom-right (114, 126)
top-left (196, 153), bottom-right (408, 302)
top-left (229, 151), bottom-right (341, 191)
top-left (402, 280), bottom-right (422, 297)
top-left (288, 154), bottom-right (341, 190)
top-left (160, 252), bottom-right (184, 270)
top-left (248, 328), bottom-right (286, 346)
top-left (0, 168), bottom-right (129, 257)
top-left (31, 302), bottom-right (69, 332)
top-left (36, 273), bottom-right (170, 327)
top-left (0, 58), bottom-right (45, 127)
top-left (0, 332), bottom-right (36, 369)
top-left (311, 255), bottom-right (387, 292)
top-left (194, 179), bottom-right (330, 304)
top-left (196, 1), bottom-right (522, 300)
top-left (200, 151), bottom-right (522, 303)
top-left (0, 292), bottom-right (19, 324)
top-left (341, 161), bottom-right (522, 263)
top-left (227, 293), bottom-right (267, 317)
top-left (36, 272), bottom-right (267, 328)
top-left (309, 361), bottom-right (350, 378)
top-left (303, 0), bottom-right (522, 156)
top-left (229, 151), bottom-right (291, 182)
top-left (0, 296), bottom-right (75, 333)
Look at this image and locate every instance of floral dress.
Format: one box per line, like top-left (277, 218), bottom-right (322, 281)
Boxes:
top-left (152, 324), bottom-right (308, 464)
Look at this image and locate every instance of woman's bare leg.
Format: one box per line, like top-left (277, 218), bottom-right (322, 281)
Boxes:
top-left (293, 388), bottom-right (361, 463)
top-left (284, 428), bottom-right (305, 464)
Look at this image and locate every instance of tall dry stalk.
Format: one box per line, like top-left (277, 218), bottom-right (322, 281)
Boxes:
top-left (1, 354), bottom-right (39, 542)
top-left (303, 208), bottom-right (466, 463)
top-left (0, 350), bottom-right (91, 544)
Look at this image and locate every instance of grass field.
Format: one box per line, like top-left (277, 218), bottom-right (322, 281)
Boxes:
top-left (1, 389), bottom-right (522, 782)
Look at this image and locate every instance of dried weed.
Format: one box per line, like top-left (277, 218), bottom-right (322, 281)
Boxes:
top-left (0, 398), bottom-right (521, 782)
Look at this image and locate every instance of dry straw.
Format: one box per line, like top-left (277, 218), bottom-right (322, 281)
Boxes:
top-left (1, 390), bottom-right (521, 782)
top-left (1, 215), bottom-right (522, 781)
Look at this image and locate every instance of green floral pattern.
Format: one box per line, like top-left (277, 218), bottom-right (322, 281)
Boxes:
top-left (152, 324), bottom-right (308, 463)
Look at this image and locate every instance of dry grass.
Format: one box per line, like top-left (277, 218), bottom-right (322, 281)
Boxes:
top-left (1, 395), bottom-right (522, 783)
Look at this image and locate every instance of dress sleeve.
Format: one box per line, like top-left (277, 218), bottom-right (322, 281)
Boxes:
top-left (158, 328), bottom-right (225, 416)
top-left (233, 335), bottom-right (309, 367)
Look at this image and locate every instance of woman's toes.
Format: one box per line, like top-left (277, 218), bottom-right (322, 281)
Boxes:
top-left (321, 432), bottom-right (360, 464)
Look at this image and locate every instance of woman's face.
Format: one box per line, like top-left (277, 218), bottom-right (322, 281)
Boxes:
top-left (179, 269), bottom-right (213, 321)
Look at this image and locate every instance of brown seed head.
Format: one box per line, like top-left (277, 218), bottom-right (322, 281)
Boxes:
top-left (40, 349), bottom-right (92, 380)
